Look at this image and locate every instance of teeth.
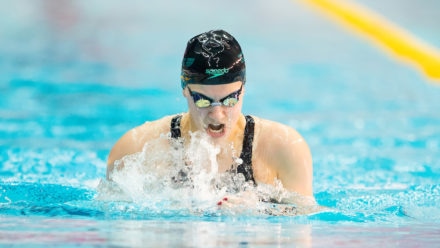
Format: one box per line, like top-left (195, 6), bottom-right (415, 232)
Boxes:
top-left (208, 124), bottom-right (224, 132)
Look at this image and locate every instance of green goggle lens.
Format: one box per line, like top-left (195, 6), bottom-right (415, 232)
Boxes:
top-left (188, 85), bottom-right (243, 108)
top-left (194, 99), bottom-right (212, 108)
top-left (222, 97), bottom-right (238, 107)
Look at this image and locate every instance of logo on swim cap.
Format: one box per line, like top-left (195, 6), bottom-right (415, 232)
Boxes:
top-left (206, 68), bottom-right (229, 79)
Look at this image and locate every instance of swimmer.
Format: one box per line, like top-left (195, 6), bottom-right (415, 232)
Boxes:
top-left (107, 30), bottom-right (315, 206)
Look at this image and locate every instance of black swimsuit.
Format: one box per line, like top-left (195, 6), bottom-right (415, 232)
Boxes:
top-left (170, 115), bottom-right (256, 184)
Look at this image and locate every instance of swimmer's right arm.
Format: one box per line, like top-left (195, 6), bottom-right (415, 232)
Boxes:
top-left (106, 116), bottom-right (175, 180)
top-left (106, 128), bottom-right (143, 180)
top-left (106, 123), bottom-right (153, 179)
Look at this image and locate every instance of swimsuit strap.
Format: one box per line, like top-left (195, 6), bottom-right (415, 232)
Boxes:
top-left (237, 115), bottom-right (256, 184)
top-left (169, 114), bottom-right (255, 183)
top-left (170, 115), bottom-right (182, 139)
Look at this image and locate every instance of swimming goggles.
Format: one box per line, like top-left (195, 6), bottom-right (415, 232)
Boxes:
top-left (187, 84), bottom-right (243, 108)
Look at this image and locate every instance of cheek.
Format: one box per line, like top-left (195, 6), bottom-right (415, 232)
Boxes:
top-left (226, 104), bottom-right (242, 122)
top-left (188, 103), bottom-right (210, 126)
top-left (233, 100), bottom-right (244, 114)
top-left (186, 96), bottom-right (200, 114)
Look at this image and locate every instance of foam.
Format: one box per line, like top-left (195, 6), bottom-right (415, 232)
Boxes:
top-left (96, 132), bottom-right (318, 216)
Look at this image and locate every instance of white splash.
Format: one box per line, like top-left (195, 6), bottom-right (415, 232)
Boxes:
top-left (96, 131), bottom-right (319, 216)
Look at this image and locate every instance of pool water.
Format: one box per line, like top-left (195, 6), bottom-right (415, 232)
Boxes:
top-left (1, 0), bottom-right (440, 247)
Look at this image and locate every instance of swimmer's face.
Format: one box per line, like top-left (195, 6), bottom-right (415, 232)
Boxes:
top-left (184, 81), bottom-right (244, 140)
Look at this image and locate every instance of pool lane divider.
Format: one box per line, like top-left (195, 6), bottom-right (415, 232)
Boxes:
top-left (297, 0), bottom-right (440, 83)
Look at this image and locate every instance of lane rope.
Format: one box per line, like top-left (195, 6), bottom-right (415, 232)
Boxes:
top-left (297, 0), bottom-right (440, 82)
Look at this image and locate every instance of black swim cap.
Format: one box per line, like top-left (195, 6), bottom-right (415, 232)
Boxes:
top-left (181, 30), bottom-right (246, 88)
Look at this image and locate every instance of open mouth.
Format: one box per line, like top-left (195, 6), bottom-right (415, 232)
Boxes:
top-left (207, 123), bottom-right (225, 137)
top-left (208, 124), bottom-right (224, 132)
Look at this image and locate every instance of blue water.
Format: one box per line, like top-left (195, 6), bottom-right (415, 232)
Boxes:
top-left (1, 0), bottom-right (440, 247)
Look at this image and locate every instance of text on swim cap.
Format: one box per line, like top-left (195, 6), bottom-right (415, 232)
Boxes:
top-left (205, 68), bottom-right (229, 79)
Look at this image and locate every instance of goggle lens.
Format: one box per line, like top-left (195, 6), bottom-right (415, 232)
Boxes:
top-left (194, 99), bottom-right (212, 108)
top-left (188, 85), bottom-right (242, 108)
top-left (222, 97), bottom-right (238, 107)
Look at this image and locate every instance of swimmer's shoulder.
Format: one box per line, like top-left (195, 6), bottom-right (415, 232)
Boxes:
top-left (121, 114), bottom-right (176, 143)
top-left (135, 114), bottom-right (176, 137)
top-left (252, 116), bottom-right (303, 141)
top-left (252, 116), bottom-right (309, 158)
top-left (107, 114), bottom-right (178, 166)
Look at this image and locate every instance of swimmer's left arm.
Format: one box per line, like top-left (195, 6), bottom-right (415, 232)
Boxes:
top-left (271, 124), bottom-right (314, 199)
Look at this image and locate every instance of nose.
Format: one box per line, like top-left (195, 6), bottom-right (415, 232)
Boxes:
top-left (208, 105), bottom-right (226, 120)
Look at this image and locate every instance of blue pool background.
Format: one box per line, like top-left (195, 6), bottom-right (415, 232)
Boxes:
top-left (1, 0), bottom-right (440, 246)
